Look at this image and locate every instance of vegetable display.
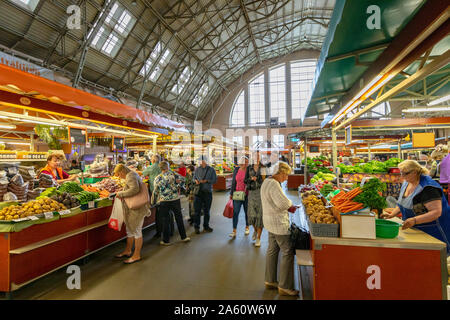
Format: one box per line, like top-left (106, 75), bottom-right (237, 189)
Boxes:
top-left (310, 172), bottom-right (336, 184)
top-left (330, 187), bottom-right (364, 213)
top-left (74, 191), bottom-right (100, 204)
top-left (302, 194), bottom-right (338, 224)
top-left (353, 178), bottom-right (387, 211)
top-left (50, 192), bottom-right (80, 209)
top-left (37, 187), bottom-right (58, 199)
top-left (0, 197), bottom-right (66, 220)
top-left (302, 156), bottom-right (333, 174)
top-left (319, 184), bottom-right (334, 197)
top-left (58, 182), bottom-right (84, 194)
top-left (338, 158), bottom-right (403, 174)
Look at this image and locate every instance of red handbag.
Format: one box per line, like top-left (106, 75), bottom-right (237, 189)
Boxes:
top-left (223, 199), bottom-right (233, 218)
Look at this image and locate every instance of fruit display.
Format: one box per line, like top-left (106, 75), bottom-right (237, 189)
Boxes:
top-left (93, 177), bottom-right (122, 193)
top-left (110, 176), bottom-right (126, 188)
top-left (74, 191), bottom-right (100, 204)
top-left (0, 197), bottom-right (66, 220)
top-left (58, 182), bottom-right (84, 194)
top-left (50, 192), bottom-right (80, 209)
top-left (302, 194), bottom-right (338, 224)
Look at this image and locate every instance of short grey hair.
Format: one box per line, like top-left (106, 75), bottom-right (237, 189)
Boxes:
top-left (152, 154), bottom-right (161, 162)
top-left (159, 161), bottom-right (169, 171)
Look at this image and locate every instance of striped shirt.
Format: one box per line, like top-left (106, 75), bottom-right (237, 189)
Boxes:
top-left (261, 177), bottom-right (292, 235)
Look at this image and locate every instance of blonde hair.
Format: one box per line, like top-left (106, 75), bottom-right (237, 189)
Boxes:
top-left (159, 161), bottom-right (169, 171)
top-left (114, 163), bottom-right (130, 176)
top-left (273, 161), bottom-right (292, 175)
top-left (398, 160), bottom-right (429, 176)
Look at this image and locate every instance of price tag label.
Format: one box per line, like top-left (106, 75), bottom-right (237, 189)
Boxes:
top-left (88, 201), bottom-right (95, 209)
top-left (59, 209), bottom-right (71, 216)
top-left (28, 215), bottom-right (39, 221)
top-left (13, 218), bottom-right (29, 222)
top-left (44, 212), bottom-right (54, 219)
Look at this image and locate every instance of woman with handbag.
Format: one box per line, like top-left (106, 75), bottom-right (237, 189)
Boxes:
top-left (245, 159), bottom-right (265, 247)
top-left (153, 161), bottom-right (190, 246)
top-left (229, 156), bottom-right (249, 238)
top-left (114, 164), bottom-right (151, 264)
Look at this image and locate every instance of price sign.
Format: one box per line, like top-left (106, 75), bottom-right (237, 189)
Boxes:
top-left (59, 209), bottom-right (71, 216)
top-left (44, 212), bottom-right (54, 219)
top-left (13, 217), bottom-right (29, 222)
top-left (69, 127), bottom-right (87, 145)
top-left (28, 215), bottom-right (39, 221)
top-left (88, 201), bottom-right (95, 209)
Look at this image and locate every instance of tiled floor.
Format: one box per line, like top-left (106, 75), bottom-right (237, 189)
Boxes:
top-left (6, 190), bottom-right (309, 300)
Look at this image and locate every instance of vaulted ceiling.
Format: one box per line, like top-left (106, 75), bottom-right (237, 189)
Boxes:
top-left (0, 0), bottom-right (335, 123)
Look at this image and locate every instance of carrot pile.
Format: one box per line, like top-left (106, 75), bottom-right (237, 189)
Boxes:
top-left (82, 185), bottom-right (101, 193)
top-left (99, 189), bottom-right (110, 198)
top-left (331, 187), bottom-right (364, 213)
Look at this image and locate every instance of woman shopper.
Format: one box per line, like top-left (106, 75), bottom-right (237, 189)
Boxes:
top-left (381, 160), bottom-right (450, 254)
top-left (245, 159), bottom-right (265, 247)
top-left (153, 161), bottom-right (190, 246)
top-left (261, 161), bottom-right (299, 296)
top-left (229, 156), bottom-right (249, 238)
top-left (114, 164), bottom-right (150, 264)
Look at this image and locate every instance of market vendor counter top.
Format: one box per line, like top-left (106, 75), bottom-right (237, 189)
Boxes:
top-left (0, 201), bottom-right (155, 295)
top-left (293, 208), bottom-right (447, 300)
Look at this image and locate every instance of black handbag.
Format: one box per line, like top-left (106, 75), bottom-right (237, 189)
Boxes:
top-left (289, 223), bottom-right (311, 252)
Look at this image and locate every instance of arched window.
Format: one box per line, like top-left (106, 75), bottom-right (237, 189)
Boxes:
top-left (269, 65), bottom-right (286, 123)
top-left (230, 90), bottom-right (245, 127)
top-left (249, 74), bottom-right (265, 126)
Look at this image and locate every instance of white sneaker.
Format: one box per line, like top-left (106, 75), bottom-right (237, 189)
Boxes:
top-left (181, 237), bottom-right (191, 242)
top-left (254, 238), bottom-right (261, 247)
top-left (252, 231), bottom-right (257, 241)
top-left (245, 227), bottom-right (250, 235)
top-left (229, 231), bottom-right (236, 238)
top-left (278, 287), bottom-right (299, 296)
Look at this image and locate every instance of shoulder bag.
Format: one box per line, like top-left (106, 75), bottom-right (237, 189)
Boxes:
top-left (193, 167), bottom-right (210, 196)
top-left (124, 180), bottom-right (150, 210)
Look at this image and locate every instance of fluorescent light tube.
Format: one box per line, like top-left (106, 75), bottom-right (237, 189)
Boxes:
top-left (0, 123), bottom-right (16, 129)
top-left (402, 106), bottom-right (450, 113)
top-left (428, 94), bottom-right (450, 106)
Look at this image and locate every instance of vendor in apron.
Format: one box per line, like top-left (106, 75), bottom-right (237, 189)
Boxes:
top-left (381, 160), bottom-right (450, 254)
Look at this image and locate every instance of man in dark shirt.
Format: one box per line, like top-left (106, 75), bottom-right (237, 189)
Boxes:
top-left (193, 156), bottom-right (217, 234)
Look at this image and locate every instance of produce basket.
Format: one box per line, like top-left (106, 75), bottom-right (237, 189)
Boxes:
top-left (375, 219), bottom-right (401, 238)
top-left (83, 177), bottom-right (108, 184)
top-left (307, 217), bottom-right (339, 238)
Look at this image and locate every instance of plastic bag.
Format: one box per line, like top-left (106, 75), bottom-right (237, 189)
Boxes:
top-left (3, 192), bottom-right (18, 201)
top-left (108, 199), bottom-right (124, 231)
top-left (223, 199), bottom-right (233, 219)
top-left (10, 174), bottom-right (24, 185)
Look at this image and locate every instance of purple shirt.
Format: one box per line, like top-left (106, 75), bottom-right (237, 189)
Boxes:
top-left (440, 154), bottom-right (450, 184)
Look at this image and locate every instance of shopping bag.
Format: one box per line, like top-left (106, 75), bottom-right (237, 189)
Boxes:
top-left (223, 199), bottom-right (234, 219)
top-left (108, 199), bottom-right (124, 231)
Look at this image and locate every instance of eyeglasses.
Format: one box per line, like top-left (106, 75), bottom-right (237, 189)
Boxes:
top-left (400, 171), bottom-right (412, 176)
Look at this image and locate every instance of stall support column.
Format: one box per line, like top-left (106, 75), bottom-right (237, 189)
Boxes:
top-left (398, 140), bottom-right (402, 159)
top-left (304, 137), bottom-right (308, 184)
top-left (152, 135), bottom-right (157, 154)
top-left (30, 134), bottom-right (34, 152)
top-left (331, 127), bottom-right (338, 169)
top-left (368, 143), bottom-right (371, 161)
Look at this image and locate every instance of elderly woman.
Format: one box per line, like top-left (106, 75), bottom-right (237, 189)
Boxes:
top-left (114, 164), bottom-right (150, 264)
top-left (153, 161), bottom-right (190, 246)
top-left (381, 160), bottom-right (450, 253)
top-left (261, 161), bottom-right (299, 296)
top-left (40, 154), bottom-right (77, 183)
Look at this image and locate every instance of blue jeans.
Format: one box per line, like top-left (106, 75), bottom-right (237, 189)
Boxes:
top-left (194, 191), bottom-right (212, 229)
top-left (232, 198), bottom-right (248, 229)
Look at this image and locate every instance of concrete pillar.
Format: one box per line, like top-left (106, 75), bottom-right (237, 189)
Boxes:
top-left (332, 127), bottom-right (338, 169)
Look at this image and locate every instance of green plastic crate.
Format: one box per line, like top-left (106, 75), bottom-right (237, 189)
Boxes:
top-left (83, 177), bottom-right (107, 184)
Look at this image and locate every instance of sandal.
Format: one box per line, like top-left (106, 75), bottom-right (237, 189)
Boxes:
top-left (123, 258), bottom-right (142, 264)
top-left (115, 253), bottom-right (132, 258)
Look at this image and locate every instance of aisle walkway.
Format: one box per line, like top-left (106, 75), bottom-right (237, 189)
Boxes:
top-left (9, 191), bottom-right (304, 300)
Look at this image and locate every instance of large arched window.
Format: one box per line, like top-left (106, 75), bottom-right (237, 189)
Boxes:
top-left (230, 90), bottom-right (245, 127)
top-left (249, 74), bottom-right (265, 126)
top-left (269, 65), bottom-right (286, 123)
top-left (229, 59), bottom-right (317, 127)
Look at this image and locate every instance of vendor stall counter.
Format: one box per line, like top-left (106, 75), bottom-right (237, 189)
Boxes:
top-left (294, 207), bottom-right (447, 300)
top-left (213, 173), bottom-right (232, 191)
top-left (0, 201), bottom-right (155, 296)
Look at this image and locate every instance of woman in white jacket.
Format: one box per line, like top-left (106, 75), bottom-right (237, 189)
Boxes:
top-left (261, 161), bottom-right (299, 296)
